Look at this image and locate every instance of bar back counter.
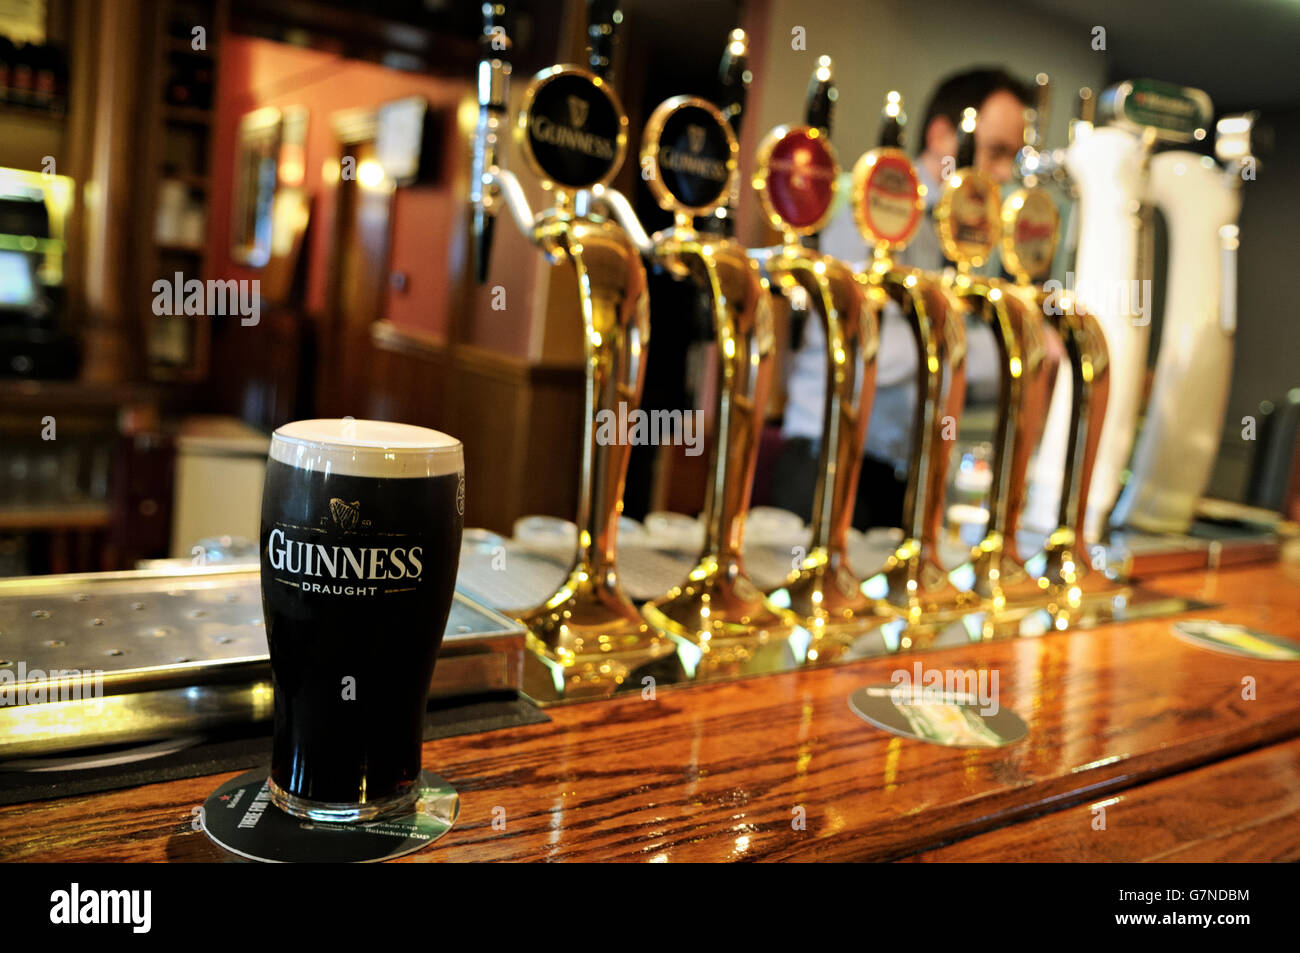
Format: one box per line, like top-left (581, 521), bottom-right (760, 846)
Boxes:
top-left (2, 554), bottom-right (1297, 862)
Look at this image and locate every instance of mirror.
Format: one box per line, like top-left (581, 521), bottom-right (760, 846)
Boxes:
top-left (230, 106), bottom-right (308, 268)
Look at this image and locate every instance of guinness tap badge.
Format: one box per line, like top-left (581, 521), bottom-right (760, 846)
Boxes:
top-left (641, 96), bottom-right (738, 215)
top-left (518, 65), bottom-right (628, 191)
top-left (1001, 187), bottom-right (1060, 283)
top-left (753, 125), bottom-right (840, 236)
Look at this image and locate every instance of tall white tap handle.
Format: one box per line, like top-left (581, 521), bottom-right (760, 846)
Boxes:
top-left (1110, 153), bottom-right (1241, 533)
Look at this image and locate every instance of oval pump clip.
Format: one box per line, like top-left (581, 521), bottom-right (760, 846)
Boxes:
top-left (750, 57), bottom-right (881, 659)
top-left (851, 92), bottom-right (972, 624)
top-left (469, 0), bottom-right (676, 699)
top-left (937, 106), bottom-right (1053, 618)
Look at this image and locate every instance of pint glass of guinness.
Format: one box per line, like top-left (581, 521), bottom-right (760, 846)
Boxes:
top-left (260, 419), bottom-right (464, 822)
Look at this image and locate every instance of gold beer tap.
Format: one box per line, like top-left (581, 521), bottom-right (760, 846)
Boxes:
top-left (749, 59), bottom-right (880, 654)
top-left (852, 92), bottom-right (974, 623)
top-left (1002, 77), bottom-right (1113, 623)
top-left (600, 36), bottom-right (795, 669)
top-left (937, 108), bottom-right (1053, 615)
top-left (470, 5), bottom-right (673, 697)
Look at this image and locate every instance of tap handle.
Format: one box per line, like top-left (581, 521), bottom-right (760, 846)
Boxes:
top-left (801, 56), bottom-right (835, 250)
top-left (878, 90), bottom-right (906, 149)
top-left (1026, 72), bottom-right (1050, 149)
top-left (480, 2), bottom-right (511, 77)
top-left (804, 55), bottom-right (835, 137)
top-left (718, 28), bottom-right (750, 138)
top-left (586, 0), bottom-right (621, 79)
top-left (472, 2), bottom-right (512, 283)
top-left (956, 105), bottom-right (977, 169)
top-left (697, 28), bottom-right (751, 237)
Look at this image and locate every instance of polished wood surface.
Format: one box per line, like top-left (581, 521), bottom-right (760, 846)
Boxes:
top-left (903, 736), bottom-right (1300, 862)
top-left (2, 559), bottom-right (1298, 862)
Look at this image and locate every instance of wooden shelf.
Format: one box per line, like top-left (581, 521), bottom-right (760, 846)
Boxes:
top-left (0, 503), bottom-right (111, 531)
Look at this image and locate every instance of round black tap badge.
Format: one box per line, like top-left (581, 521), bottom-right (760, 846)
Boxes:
top-left (519, 66), bottom-right (627, 191)
top-left (642, 96), bottom-right (736, 215)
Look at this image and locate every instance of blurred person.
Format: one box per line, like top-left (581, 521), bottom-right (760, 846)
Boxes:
top-left (771, 67), bottom-right (1034, 530)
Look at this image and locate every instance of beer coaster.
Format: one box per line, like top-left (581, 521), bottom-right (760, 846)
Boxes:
top-left (201, 768), bottom-right (460, 863)
top-left (1171, 620), bottom-right (1300, 661)
top-left (848, 682), bottom-right (1028, 748)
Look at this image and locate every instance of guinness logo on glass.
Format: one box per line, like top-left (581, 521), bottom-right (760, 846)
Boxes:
top-left (642, 96), bottom-right (736, 215)
top-left (1001, 187), bottom-right (1060, 282)
top-left (852, 148), bottom-right (925, 251)
top-left (329, 498), bottom-right (361, 532)
top-left (519, 66), bottom-right (627, 191)
top-left (935, 167), bottom-right (1001, 266)
top-left (754, 125), bottom-right (839, 236)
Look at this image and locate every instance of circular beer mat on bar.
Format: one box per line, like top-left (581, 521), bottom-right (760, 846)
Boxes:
top-left (201, 768), bottom-right (459, 863)
top-left (848, 683), bottom-right (1028, 748)
top-left (1172, 620), bottom-right (1300, 661)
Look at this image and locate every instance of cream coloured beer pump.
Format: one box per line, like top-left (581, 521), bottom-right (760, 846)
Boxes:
top-left (1110, 105), bottom-right (1255, 533)
top-left (1060, 80), bottom-right (1242, 542)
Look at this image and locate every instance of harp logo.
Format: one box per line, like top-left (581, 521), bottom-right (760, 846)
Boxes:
top-left (329, 498), bottom-right (360, 532)
top-left (567, 95), bottom-right (589, 129)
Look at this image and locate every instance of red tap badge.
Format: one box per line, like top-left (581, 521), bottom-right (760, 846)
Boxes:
top-left (754, 126), bottom-right (839, 236)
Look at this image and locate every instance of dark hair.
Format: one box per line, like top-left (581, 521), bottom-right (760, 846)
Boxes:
top-left (918, 67), bottom-right (1033, 154)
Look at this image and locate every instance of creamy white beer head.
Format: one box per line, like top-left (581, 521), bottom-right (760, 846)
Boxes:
top-left (270, 419), bottom-right (463, 478)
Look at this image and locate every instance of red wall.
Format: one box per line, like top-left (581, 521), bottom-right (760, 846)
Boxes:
top-left (207, 35), bottom-right (471, 340)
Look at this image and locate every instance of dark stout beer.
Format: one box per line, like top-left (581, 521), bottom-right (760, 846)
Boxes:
top-left (260, 419), bottom-right (464, 822)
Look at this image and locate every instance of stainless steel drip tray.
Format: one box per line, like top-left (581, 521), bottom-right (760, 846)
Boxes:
top-left (0, 566), bottom-right (526, 760)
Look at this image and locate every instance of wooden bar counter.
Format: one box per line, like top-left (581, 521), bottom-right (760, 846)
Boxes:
top-left (3, 559), bottom-right (1299, 862)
